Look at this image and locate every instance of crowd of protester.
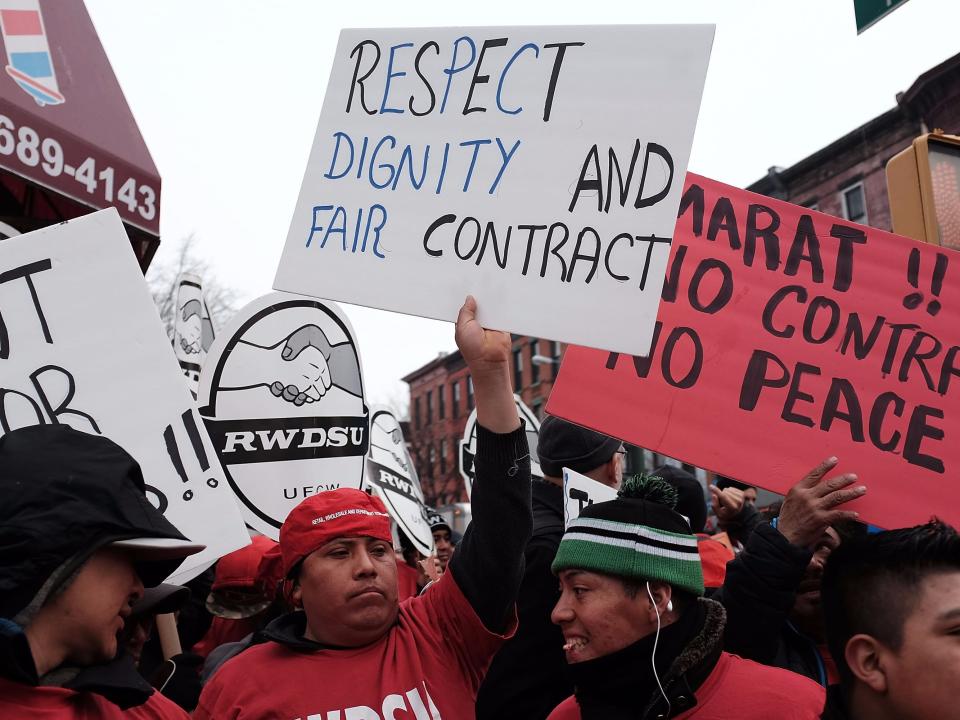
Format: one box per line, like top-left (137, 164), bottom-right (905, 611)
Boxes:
top-left (1, 297), bottom-right (956, 719)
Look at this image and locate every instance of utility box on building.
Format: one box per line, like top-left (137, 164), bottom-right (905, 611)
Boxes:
top-left (887, 131), bottom-right (960, 251)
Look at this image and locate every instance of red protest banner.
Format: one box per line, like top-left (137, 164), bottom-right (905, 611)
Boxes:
top-left (547, 173), bottom-right (959, 530)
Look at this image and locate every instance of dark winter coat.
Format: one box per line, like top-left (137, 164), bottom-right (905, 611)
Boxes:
top-left (476, 479), bottom-right (572, 720)
top-left (714, 522), bottom-right (829, 685)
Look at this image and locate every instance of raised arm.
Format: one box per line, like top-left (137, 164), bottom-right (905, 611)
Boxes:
top-left (447, 296), bottom-right (533, 632)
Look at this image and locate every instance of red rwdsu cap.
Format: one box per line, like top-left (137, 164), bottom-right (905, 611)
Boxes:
top-left (280, 488), bottom-right (392, 576)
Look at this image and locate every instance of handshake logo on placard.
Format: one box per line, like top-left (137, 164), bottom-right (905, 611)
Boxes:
top-left (197, 295), bottom-right (369, 539)
top-left (269, 325), bottom-right (338, 405)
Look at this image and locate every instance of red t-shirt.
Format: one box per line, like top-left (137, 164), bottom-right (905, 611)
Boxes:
top-left (396, 559), bottom-right (419, 601)
top-left (547, 652), bottom-right (825, 720)
top-left (195, 570), bottom-right (514, 720)
top-left (0, 676), bottom-right (189, 719)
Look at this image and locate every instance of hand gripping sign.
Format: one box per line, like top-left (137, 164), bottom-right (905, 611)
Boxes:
top-left (459, 394), bottom-right (542, 499)
top-left (0, 209), bottom-right (248, 583)
top-left (198, 293), bottom-right (368, 539)
top-left (172, 272), bottom-right (216, 398)
top-left (364, 405), bottom-right (433, 556)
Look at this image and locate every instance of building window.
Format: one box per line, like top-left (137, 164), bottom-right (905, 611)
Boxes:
top-left (467, 377), bottom-right (474, 410)
top-left (426, 390), bottom-right (433, 424)
top-left (438, 384), bottom-right (446, 420)
top-left (414, 397), bottom-right (421, 430)
top-left (440, 438), bottom-right (447, 474)
top-left (530, 339), bottom-right (540, 384)
top-left (841, 182), bottom-right (867, 225)
top-left (551, 341), bottom-right (561, 380)
top-left (452, 381), bottom-right (461, 418)
top-left (513, 348), bottom-right (523, 391)
top-left (428, 444), bottom-right (436, 478)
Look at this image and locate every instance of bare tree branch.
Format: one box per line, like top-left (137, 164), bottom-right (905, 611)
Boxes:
top-left (146, 235), bottom-right (239, 339)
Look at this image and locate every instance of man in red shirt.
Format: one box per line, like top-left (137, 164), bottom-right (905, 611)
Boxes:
top-left (547, 474), bottom-right (825, 720)
top-left (0, 425), bottom-right (206, 719)
top-left (196, 296), bottom-right (533, 719)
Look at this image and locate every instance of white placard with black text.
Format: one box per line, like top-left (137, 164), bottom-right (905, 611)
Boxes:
top-left (198, 292), bottom-right (369, 540)
top-left (563, 466), bottom-right (617, 528)
top-left (274, 25), bottom-right (714, 355)
top-left (0, 210), bottom-right (249, 583)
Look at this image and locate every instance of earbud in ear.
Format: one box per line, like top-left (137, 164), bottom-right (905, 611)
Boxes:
top-left (667, 600), bottom-right (674, 612)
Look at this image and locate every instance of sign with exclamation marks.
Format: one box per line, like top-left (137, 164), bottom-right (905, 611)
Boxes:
top-left (164, 409), bottom-right (220, 502)
top-left (903, 247), bottom-right (949, 317)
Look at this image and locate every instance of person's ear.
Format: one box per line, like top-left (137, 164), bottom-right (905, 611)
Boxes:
top-left (290, 581), bottom-right (303, 609)
top-left (645, 581), bottom-right (673, 620)
top-left (845, 634), bottom-right (888, 693)
top-left (607, 454), bottom-right (623, 488)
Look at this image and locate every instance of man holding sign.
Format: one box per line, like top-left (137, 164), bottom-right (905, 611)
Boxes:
top-left (196, 297), bottom-right (533, 720)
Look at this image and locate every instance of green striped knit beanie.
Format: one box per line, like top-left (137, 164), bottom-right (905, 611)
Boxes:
top-left (552, 474), bottom-right (705, 596)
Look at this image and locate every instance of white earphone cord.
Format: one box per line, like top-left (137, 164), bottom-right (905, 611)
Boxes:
top-left (646, 581), bottom-right (672, 717)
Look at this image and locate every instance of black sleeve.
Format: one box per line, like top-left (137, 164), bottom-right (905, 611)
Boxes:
top-left (476, 535), bottom-right (572, 720)
top-left (448, 423), bottom-right (532, 633)
top-left (719, 502), bottom-right (762, 547)
top-left (714, 522), bottom-right (813, 663)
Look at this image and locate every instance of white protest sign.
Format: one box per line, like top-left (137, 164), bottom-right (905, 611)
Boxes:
top-left (0, 210), bottom-right (249, 582)
top-left (198, 292), bottom-right (368, 539)
top-left (364, 405), bottom-right (433, 556)
top-left (562, 467), bottom-right (617, 529)
top-left (274, 26), bottom-right (714, 356)
top-left (459, 394), bottom-right (541, 499)
top-left (172, 272), bottom-right (216, 398)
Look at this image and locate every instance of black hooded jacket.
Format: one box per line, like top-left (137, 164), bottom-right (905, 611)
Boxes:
top-left (0, 425), bottom-right (194, 708)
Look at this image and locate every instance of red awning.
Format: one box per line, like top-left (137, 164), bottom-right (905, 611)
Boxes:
top-left (0, 0), bottom-right (160, 242)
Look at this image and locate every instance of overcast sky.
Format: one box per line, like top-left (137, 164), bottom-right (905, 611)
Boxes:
top-left (84, 0), bottom-right (958, 411)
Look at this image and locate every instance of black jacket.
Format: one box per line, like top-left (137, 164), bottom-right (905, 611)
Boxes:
top-left (476, 479), bottom-right (571, 720)
top-left (714, 522), bottom-right (828, 684)
top-left (0, 425), bottom-right (194, 709)
top-left (820, 686), bottom-right (852, 719)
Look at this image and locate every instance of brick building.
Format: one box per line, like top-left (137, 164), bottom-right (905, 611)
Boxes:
top-left (748, 52), bottom-right (960, 230)
top-left (402, 337), bottom-right (565, 506)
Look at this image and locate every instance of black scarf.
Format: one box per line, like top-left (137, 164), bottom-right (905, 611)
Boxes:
top-left (568, 599), bottom-right (723, 720)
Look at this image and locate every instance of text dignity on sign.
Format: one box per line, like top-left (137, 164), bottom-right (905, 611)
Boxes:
top-left (301, 35), bottom-right (677, 290)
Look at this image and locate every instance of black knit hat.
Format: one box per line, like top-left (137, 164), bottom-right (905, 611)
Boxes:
top-left (654, 465), bottom-right (707, 534)
top-left (0, 425), bottom-right (203, 620)
top-left (425, 506), bottom-right (451, 534)
top-left (553, 475), bottom-right (705, 596)
top-left (538, 416), bottom-right (621, 478)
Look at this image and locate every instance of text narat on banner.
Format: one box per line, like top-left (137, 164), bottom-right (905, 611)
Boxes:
top-left (274, 26), bottom-right (715, 356)
top-left (0, 210), bottom-right (249, 582)
top-left (547, 174), bottom-right (960, 531)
